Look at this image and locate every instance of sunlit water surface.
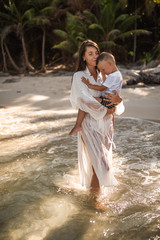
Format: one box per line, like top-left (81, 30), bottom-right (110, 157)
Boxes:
top-left (0, 115), bottom-right (160, 240)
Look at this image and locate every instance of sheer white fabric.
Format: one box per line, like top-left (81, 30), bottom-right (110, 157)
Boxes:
top-left (70, 67), bottom-right (124, 190)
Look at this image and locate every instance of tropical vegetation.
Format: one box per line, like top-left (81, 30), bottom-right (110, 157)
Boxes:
top-left (0, 0), bottom-right (160, 73)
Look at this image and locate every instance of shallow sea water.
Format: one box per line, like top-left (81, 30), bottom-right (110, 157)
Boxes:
top-left (0, 115), bottom-right (160, 240)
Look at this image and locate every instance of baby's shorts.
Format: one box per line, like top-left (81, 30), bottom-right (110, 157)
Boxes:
top-left (100, 96), bottom-right (116, 109)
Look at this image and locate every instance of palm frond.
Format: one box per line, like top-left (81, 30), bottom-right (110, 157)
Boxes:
top-left (40, 6), bottom-right (54, 15)
top-left (8, 0), bottom-right (20, 19)
top-left (52, 40), bottom-right (74, 53)
top-left (100, 3), bottom-right (115, 32)
top-left (88, 23), bottom-right (105, 35)
top-left (117, 29), bottom-right (152, 41)
top-left (115, 14), bottom-right (128, 25)
top-left (0, 12), bottom-right (17, 23)
top-left (53, 29), bottom-right (67, 39)
top-left (67, 12), bottom-right (79, 21)
top-left (41, 17), bottom-right (50, 25)
top-left (99, 40), bottom-right (118, 50)
top-left (76, 35), bottom-right (86, 42)
top-left (22, 8), bottom-right (35, 21)
top-left (108, 29), bottom-right (121, 40)
top-left (66, 12), bottom-right (85, 36)
top-left (119, 15), bottom-right (141, 32)
top-left (83, 10), bottom-right (98, 24)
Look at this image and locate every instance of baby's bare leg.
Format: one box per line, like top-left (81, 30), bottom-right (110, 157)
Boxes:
top-left (69, 109), bottom-right (86, 136)
top-left (95, 97), bottom-right (102, 103)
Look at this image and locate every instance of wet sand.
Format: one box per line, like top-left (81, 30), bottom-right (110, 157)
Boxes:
top-left (121, 86), bottom-right (160, 122)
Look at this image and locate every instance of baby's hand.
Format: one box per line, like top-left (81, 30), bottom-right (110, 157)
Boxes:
top-left (81, 77), bottom-right (89, 86)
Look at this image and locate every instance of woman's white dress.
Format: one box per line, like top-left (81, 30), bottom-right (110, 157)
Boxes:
top-left (70, 67), bottom-right (124, 190)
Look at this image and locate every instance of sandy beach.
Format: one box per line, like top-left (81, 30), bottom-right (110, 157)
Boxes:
top-left (0, 71), bottom-right (160, 123)
top-left (0, 70), bottom-right (159, 159)
top-left (0, 70), bottom-right (160, 157)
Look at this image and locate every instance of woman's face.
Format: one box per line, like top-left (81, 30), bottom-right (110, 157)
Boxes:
top-left (83, 46), bottom-right (99, 67)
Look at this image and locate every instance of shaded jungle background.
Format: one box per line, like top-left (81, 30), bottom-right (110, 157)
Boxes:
top-left (0, 0), bottom-right (160, 74)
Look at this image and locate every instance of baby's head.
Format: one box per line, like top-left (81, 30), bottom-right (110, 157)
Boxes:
top-left (96, 52), bottom-right (116, 75)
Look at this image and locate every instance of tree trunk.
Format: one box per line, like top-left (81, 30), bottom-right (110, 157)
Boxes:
top-left (126, 65), bottom-right (160, 85)
top-left (133, 0), bottom-right (137, 62)
top-left (21, 30), bottom-right (34, 71)
top-left (133, 20), bottom-right (137, 62)
top-left (4, 44), bottom-right (23, 72)
top-left (42, 27), bottom-right (46, 71)
top-left (1, 42), bottom-right (8, 72)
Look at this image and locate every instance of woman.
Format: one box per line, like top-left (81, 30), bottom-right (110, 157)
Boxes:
top-left (70, 40), bottom-right (124, 195)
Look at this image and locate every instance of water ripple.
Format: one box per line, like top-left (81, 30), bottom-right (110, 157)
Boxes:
top-left (0, 117), bottom-right (160, 240)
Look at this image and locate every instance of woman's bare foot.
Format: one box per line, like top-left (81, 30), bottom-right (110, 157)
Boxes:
top-left (95, 197), bottom-right (107, 211)
top-left (69, 125), bottom-right (82, 136)
top-left (89, 191), bottom-right (107, 211)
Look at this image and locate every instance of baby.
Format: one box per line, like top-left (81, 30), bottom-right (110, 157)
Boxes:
top-left (69, 52), bottom-right (123, 136)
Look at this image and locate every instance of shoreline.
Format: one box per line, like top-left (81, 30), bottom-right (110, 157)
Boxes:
top-left (0, 73), bottom-right (159, 162)
top-left (0, 73), bottom-right (160, 124)
top-left (117, 116), bottom-right (160, 124)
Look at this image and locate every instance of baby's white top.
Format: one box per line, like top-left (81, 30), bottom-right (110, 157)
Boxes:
top-left (102, 70), bottom-right (123, 96)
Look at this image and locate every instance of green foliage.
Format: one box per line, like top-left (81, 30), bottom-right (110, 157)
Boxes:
top-left (128, 51), bottom-right (134, 57)
top-left (118, 15), bottom-right (140, 32)
top-left (142, 42), bottom-right (160, 63)
top-left (153, 42), bottom-right (160, 59)
top-left (53, 40), bottom-right (73, 53)
top-left (117, 29), bottom-right (151, 41)
top-left (99, 40), bottom-right (118, 49)
top-left (83, 10), bottom-right (98, 24)
top-left (0, 0), bottom-right (159, 69)
top-left (0, 0), bottom-right (34, 28)
top-left (53, 29), bottom-right (67, 39)
top-left (88, 24), bottom-right (105, 35)
top-left (52, 12), bottom-right (87, 55)
top-left (80, 0), bottom-right (151, 57)
top-left (142, 52), bottom-right (153, 64)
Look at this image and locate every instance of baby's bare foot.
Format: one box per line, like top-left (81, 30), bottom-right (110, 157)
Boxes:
top-left (69, 126), bottom-right (82, 136)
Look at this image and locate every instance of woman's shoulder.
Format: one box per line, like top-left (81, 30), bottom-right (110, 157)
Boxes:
top-left (73, 70), bottom-right (86, 81)
top-left (73, 70), bottom-right (85, 77)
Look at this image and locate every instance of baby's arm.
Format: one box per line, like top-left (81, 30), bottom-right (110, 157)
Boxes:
top-left (81, 77), bottom-right (107, 91)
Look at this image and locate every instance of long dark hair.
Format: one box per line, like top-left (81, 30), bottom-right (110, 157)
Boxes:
top-left (75, 40), bottom-right (100, 72)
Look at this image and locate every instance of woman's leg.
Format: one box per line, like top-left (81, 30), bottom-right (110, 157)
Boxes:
top-left (90, 167), bottom-right (100, 195)
top-left (90, 167), bottom-right (107, 210)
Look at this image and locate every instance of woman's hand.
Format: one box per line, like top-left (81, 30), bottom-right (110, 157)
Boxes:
top-left (104, 91), bottom-right (122, 107)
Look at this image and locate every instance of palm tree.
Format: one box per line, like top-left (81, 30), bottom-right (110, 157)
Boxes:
top-left (124, 0), bottom-right (159, 62)
top-left (0, 0), bottom-right (34, 72)
top-left (52, 0), bottom-right (151, 63)
top-left (1, 25), bottom-right (24, 72)
top-left (52, 12), bottom-right (87, 61)
top-left (27, 0), bottom-right (56, 71)
top-left (84, 0), bottom-right (151, 61)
